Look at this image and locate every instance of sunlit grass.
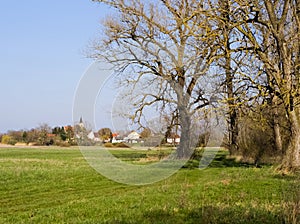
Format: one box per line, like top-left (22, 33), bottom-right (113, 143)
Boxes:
top-left (0, 147), bottom-right (299, 223)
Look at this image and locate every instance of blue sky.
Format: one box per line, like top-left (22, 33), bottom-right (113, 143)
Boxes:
top-left (0, 0), bottom-right (111, 133)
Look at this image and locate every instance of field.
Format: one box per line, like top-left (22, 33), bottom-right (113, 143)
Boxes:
top-left (0, 146), bottom-right (299, 223)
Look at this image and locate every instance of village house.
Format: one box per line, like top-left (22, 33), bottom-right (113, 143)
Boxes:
top-left (166, 133), bottom-right (180, 145)
top-left (124, 131), bottom-right (140, 143)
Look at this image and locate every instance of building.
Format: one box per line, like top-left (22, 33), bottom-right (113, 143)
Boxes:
top-left (124, 131), bottom-right (140, 143)
top-left (167, 133), bottom-right (180, 145)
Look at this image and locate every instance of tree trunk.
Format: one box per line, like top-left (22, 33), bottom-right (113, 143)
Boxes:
top-left (280, 109), bottom-right (300, 172)
top-left (228, 109), bottom-right (239, 155)
top-left (273, 121), bottom-right (283, 153)
top-left (220, 0), bottom-right (239, 155)
top-left (177, 108), bottom-right (192, 159)
top-left (272, 96), bottom-right (283, 153)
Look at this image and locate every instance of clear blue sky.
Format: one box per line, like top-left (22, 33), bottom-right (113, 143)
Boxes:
top-left (0, 0), bottom-right (111, 133)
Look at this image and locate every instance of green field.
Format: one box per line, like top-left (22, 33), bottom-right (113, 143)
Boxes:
top-left (0, 147), bottom-right (299, 223)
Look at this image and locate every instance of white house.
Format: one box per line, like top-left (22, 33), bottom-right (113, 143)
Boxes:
top-left (87, 131), bottom-right (95, 140)
top-left (112, 133), bottom-right (124, 143)
top-left (167, 134), bottom-right (180, 145)
top-left (124, 131), bottom-right (140, 143)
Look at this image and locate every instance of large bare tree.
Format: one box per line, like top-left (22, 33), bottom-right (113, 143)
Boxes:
top-left (232, 0), bottom-right (300, 172)
top-left (91, 0), bottom-right (219, 158)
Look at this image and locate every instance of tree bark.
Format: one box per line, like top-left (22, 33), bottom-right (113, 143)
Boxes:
top-left (177, 110), bottom-right (192, 159)
top-left (280, 108), bottom-right (300, 172)
top-left (272, 96), bottom-right (283, 153)
top-left (273, 119), bottom-right (283, 153)
top-left (220, 0), bottom-right (239, 155)
top-left (176, 94), bottom-right (193, 159)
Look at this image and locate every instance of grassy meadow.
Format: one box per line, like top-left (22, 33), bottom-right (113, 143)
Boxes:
top-left (0, 146), bottom-right (299, 223)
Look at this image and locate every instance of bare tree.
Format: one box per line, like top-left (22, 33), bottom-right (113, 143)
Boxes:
top-left (232, 0), bottom-right (300, 172)
top-left (212, 0), bottom-right (242, 155)
top-left (209, 0), bottom-right (260, 155)
top-left (91, 0), bottom-right (219, 158)
top-left (37, 123), bottom-right (52, 145)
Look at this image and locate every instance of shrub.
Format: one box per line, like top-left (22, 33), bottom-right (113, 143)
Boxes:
top-left (57, 141), bottom-right (71, 147)
top-left (237, 104), bottom-right (289, 165)
top-left (104, 142), bottom-right (130, 148)
top-left (1, 135), bottom-right (16, 145)
top-left (104, 142), bottom-right (114, 148)
top-left (115, 142), bottom-right (130, 148)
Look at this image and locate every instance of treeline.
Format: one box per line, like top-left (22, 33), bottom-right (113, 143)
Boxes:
top-left (0, 124), bottom-right (76, 147)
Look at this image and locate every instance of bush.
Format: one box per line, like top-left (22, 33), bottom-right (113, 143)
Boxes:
top-left (104, 142), bottom-right (130, 148)
top-left (238, 117), bottom-right (273, 165)
top-left (104, 142), bottom-right (114, 148)
top-left (237, 105), bottom-right (289, 165)
top-left (1, 135), bottom-right (16, 145)
top-left (115, 142), bottom-right (130, 148)
top-left (56, 141), bottom-right (71, 147)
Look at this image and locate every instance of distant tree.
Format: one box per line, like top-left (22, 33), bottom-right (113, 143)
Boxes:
top-left (22, 131), bottom-right (28, 143)
top-left (52, 126), bottom-right (67, 141)
top-left (64, 126), bottom-right (75, 144)
top-left (37, 123), bottom-right (51, 145)
top-left (98, 128), bottom-right (112, 143)
top-left (26, 128), bottom-right (39, 143)
top-left (1, 135), bottom-right (15, 145)
top-left (7, 130), bottom-right (24, 143)
top-left (52, 127), bottom-right (60, 135)
top-left (140, 128), bottom-right (152, 139)
top-left (60, 126), bottom-right (67, 141)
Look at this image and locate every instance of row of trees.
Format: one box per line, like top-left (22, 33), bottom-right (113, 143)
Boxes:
top-left (0, 124), bottom-right (76, 146)
top-left (91, 0), bottom-right (300, 172)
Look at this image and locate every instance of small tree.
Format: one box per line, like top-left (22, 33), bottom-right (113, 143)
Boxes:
top-left (52, 126), bottom-right (67, 141)
top-left (7, 130), bottom-right (24, 143)
top-left (22, 131), bottom-right (28, 143)
top-left (98, 128), bottom-right (112, 143)
top-left (140, 128), bottom-right (152, 139)
top-left (64, 126), bottom-right (75, 144)
top-left (37, 124), bottom-right (51, 145)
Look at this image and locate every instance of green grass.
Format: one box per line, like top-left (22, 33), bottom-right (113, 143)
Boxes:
top-left (0, 147), bottom-right (299, 223)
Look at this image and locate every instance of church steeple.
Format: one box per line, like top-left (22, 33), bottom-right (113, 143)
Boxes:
top-left (79, 116), bottom-right (84, 128)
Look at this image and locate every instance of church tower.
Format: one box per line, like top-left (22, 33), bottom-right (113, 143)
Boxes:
top-left (79, 116), bottom-right (84, 128)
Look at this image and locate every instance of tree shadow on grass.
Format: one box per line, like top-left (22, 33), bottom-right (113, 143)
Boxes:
top-left (122, 205), bottom-right (284, 224)
top-left (183, 152), bottom-right (255, 169)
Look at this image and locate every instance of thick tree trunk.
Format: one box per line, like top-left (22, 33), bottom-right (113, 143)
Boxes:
top-left (280, 109), bottom-right (300, 172)
top-left (176, 108), bottom-right (192, 159)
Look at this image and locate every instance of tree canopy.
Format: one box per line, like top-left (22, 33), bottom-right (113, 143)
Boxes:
top-left (91, 0), bottom-right (300, 172)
